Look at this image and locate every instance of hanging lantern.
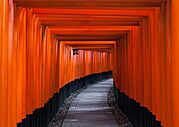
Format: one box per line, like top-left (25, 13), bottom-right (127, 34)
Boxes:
top-left (72, 48), bottom-right (79, 55)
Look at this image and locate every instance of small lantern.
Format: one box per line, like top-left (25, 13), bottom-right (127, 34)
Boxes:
top-left (72, 48), bottom-right (79, 55)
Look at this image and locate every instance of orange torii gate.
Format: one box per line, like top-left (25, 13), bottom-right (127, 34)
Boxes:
top-left (0, 0), bottom-right (176, 127)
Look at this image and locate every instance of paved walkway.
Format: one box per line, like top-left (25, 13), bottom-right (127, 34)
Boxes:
top-left (62, 79), bottom-right (119, 127)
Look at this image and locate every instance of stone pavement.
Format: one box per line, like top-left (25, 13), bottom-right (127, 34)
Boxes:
top-left (62, 79), bottom-right (119, 127)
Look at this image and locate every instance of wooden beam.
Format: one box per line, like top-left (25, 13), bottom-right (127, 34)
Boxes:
top-left (49, 25), bottom-right (138, 30)
top-left (32, 8), bottom-right (151, 16)
top-left (80, 48), bottom-right (112, 52)
top-left (56, 35), bottom-right (122, 41)
top-left (51, 30), bottom-right (128, 35)
top-left (40, 20), bottom-right (140, 26)
top-left (62, 41), bottom-right (116, 44)
top-left (37, 14), bottom-right (144, 20)
top-left (66, 44), bottom-right (114, 47)
top-left (14, 0), bottom-right (164, 8)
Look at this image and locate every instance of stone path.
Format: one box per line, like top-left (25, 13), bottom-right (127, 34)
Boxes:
top-left (62, 79), bottom-right (119, 127)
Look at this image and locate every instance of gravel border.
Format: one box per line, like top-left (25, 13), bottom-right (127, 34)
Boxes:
top-left (49, 84), bottom-right (134, 127)
top-left (107, 88), bottom-right (134, 127)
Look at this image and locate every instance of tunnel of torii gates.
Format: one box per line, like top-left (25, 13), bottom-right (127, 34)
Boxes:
top-left (0, 0), bottom-right (179, 127)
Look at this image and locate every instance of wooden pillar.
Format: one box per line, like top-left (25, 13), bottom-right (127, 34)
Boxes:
top-left (172, 0), bottom-right (179, 126)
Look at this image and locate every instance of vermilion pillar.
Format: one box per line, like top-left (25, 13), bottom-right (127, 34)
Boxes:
top-left (172, 0), bottom-right (179, 126)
